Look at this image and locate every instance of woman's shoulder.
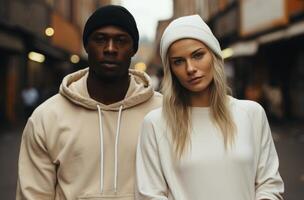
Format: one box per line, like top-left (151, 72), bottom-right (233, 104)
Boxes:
top-left (228, 96), bottom-right (265, 117)
top-left (144, 107), bottom-right (163, 122)
top-left (141, 108), bottom-right (168, 141)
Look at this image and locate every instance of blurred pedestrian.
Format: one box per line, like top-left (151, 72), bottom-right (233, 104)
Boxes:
top-left (150, 68), bottom-right (164, 92)
top-left (136, 15), bottom-right (284, 200)
top-left (16, 5), bottom-right (161, 200)
top-left (244, 82), bottom-right (263, 103)
top-left (262, 83), bottom-right (284, 122)
top-left (21, 83), bottom-right (39, 119)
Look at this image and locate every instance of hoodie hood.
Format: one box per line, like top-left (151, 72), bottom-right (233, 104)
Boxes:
top-left (59, 68), bottom-right (158, 194)
top-left (17, 68), bottom-right (162, 199)
top-left (59, 68), bottom-right (154, 111)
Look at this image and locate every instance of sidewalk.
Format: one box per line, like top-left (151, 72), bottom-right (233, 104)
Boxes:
top-left (271, 121), bottom-right (304, 142)
top-left (0, 127), bottom-right (22, 199)
top-left (0, 121), bottom-right (303, 199)
top-left (270, 121), bottom-right (304, 200)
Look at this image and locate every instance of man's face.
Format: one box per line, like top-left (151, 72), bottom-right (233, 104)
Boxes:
top-left (85, 26), bottom-right (135, 82)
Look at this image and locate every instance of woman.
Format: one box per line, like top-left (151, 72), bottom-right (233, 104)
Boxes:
top-left (136, 15), bottom-right (284, 200)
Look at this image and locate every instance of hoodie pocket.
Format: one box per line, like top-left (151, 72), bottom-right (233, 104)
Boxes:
top-left (77, 194), bottom-right (134, 200)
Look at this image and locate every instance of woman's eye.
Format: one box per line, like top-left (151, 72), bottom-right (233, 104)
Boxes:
top-left (193, 52), bottom-right (203, 59)
top-left (173, 59), bottom-right (183, 66)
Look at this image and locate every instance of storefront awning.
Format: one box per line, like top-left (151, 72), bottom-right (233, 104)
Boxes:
top-left (0, 30), bottom-right (24, 52)
top-left (32, 38), bottom-right (67, 60)
top-left (227, 21), bottom-right (304, 58)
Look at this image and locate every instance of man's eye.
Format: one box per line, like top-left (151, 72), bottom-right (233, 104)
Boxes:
top-left (114, 37), bottom-right (127, 44)
top-left (94, 36), bottom-right (107, 43)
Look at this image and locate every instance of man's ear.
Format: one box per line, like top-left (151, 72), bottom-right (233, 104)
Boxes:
top-left (131, 45), bottom-right (138, 57)
top-left (84, 44), bottom-right (88, 53)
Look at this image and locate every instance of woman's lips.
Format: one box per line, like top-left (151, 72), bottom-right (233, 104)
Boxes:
top-left (188, 76), bottom-right (203, 84)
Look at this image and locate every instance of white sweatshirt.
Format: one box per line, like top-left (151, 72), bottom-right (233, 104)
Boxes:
top-left (136, 97), bottom-right (284, 200)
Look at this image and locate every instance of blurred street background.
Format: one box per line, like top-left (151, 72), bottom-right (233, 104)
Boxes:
top-left (1, 0), bottom-right (304, 199)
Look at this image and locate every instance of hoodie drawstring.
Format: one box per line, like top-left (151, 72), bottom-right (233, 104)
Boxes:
top-left (114, 105), bottom-right (123, 193)
top-left (97, 105), bottom-right (104, 193)
top-left (97, 104), bottom-right (123, 194)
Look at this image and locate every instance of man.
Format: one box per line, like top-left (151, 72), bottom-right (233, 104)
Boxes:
top-left (16, 5), bottom-right (162, 199)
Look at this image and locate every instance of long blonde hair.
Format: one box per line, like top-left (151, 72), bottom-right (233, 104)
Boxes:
top-left (161, 50), bottom-right (236, 158)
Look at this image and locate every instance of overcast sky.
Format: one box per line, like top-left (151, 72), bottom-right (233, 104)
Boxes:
top-left (120, 0), bottom-right (173, 41)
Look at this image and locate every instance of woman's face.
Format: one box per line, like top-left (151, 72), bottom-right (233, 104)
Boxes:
top-left (168, 39), bottom-right (213, 95)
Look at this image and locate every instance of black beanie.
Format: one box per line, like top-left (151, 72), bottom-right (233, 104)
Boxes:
top-left (83, 5), bottom-right (139, 53)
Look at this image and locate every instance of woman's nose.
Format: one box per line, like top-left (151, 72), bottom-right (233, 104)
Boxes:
top-left (186, 60), bottom-right (197, 75)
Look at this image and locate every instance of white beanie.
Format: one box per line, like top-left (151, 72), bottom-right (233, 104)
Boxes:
top-left (160, 15), bottom-right (222, 67)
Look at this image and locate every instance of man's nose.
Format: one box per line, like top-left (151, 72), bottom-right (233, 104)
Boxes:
top-left (104, 39), bottom-right (118, 54)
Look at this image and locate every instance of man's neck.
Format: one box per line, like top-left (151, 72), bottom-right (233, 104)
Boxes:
top-left (87, 73), bottom-right (130, 105)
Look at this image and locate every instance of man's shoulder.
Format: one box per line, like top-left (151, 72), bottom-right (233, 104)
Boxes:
top-left (32, 93), bottom-right (72, 118)
top-left (151, 91), bottom-right (162, 102)
top-left (139, 91), bottom-right (162, 110)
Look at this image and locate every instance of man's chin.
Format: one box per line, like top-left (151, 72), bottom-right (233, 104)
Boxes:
top-left (90, 67), bottom-right (129, 83)
top-left (97, 71), bottom-right (128, 83)
top-left (100, 75), bottom-right (121, 83)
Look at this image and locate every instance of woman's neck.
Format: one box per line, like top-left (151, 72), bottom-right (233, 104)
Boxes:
top-left (189, 89), bottom-right (210, 107)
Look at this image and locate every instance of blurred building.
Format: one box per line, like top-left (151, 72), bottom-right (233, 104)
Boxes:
top-left (0, 0), bottom-right (112, 128)
top-left (148, 0), bottom-right (196, 85)
top-left (151, 0), bottom-right (304, 122)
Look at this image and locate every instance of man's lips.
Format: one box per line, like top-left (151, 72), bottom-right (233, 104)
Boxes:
top-left (100, 61), bottom-right (120, 68)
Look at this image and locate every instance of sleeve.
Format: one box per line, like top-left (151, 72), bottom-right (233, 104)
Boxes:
top-left (136, 116), bottom-right (169, 200)
top-left (255, 107), bottom-right (284, 200)
top-left (16, 118), bottom-right (57, 200)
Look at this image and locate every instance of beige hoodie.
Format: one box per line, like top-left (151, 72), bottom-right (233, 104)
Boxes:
top-left (16, 68), bottom-right (162, 200)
